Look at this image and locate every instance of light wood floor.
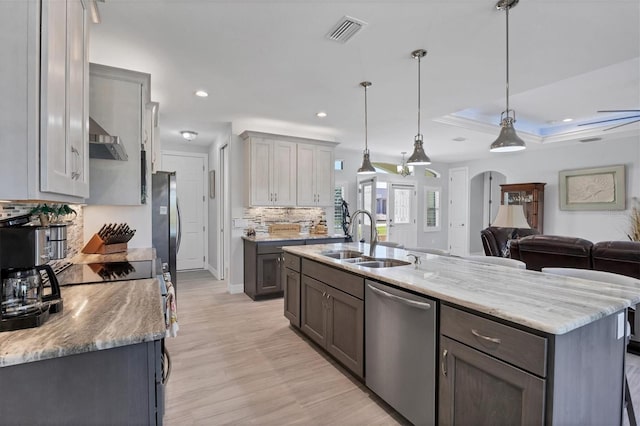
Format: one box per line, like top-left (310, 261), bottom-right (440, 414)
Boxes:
top-left (166, 270), bottom-right (640, 425)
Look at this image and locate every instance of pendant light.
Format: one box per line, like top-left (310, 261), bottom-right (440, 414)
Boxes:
top-left (490, 0), bottom-right (526, 152)
top-left (407, 49), bottom-right (431, 166)
top-left (357, 81), bottom-right (376, 175)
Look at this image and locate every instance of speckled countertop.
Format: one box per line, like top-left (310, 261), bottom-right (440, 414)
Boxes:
top-left (242, 233), bottom-right (347, 242)
top-left (284, 243), bottom-right (640, 335)
top-left (0, 279), bottom-right (165, 367)
top-left (71, 247), bottom-right (156, 264)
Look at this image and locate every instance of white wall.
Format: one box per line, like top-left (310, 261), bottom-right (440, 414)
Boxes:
top-left (451, 136), bottom-right (640, 243)
top-left (228, 133), bottom-right (245, 292)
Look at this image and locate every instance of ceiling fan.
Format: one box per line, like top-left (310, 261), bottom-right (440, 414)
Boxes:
top-left (578, 109), bottom-right (640, 131)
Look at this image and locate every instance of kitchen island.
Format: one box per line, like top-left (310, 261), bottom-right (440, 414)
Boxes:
top-left (0, 278), bottom-right (166, 424)
top-left (283, 242), bottom-right (640, 425)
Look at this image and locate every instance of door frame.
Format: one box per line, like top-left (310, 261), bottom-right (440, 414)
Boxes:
top-left (160, 150), bottom-right (209, 270)
top-left (219, 143), bottom-right (230, 282)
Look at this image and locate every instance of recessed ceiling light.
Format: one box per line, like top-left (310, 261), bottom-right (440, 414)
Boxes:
top-left (562, 118), bottom-right (573, 122)
top-left (316, 112), bottom-right (327, 118)
top-left (579, 137), bottom-right (602, 143)
top-left (180, 130), bottom-right (198, 141)
top-left (195, 90), bottom-right (208, 97)
top-left (452, 137), bottom-right (466, 142)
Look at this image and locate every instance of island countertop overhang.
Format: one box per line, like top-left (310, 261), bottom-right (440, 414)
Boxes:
top-left (283, 242), bottom-right (640, 335)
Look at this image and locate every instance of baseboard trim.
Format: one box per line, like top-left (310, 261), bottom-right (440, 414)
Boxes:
top-left (228, 283), bottom-right (244, 294)
top-left (206, 265), bottom-right (219, 280)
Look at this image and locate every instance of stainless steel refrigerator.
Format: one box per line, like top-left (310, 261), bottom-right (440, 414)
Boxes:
top-left (152, 171), bottom-right (179, 295)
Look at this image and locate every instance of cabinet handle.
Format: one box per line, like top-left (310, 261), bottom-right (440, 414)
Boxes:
top-left (442, 349), bottom-right (448, 377)
top-left (71, 147), bottom-right (80, 180)
top-left (471, 329), bottom-right (501, 345)
top-left (367, 284), bottom-right (431, 310)
top-left (322, 291), bottom-right (326, 297)
top-left (275, 193), bottom-right (278, 202)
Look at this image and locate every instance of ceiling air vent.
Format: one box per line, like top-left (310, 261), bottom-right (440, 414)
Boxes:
top-left (326, 16), bottom-right (367, 43)
top-left (579, 137), bottom-right (603, 143)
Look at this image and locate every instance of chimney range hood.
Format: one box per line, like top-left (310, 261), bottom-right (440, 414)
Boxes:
top-left (89, 117), bottom-right (128, 161)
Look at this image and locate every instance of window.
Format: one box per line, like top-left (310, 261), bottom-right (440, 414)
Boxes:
top-left (424, 186), bottom-right (441, 231)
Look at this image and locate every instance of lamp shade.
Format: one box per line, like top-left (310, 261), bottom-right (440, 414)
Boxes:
top-left (407, 136), bottom-right (431, 165)
top-left (492, 204), bottom-right (530, 228)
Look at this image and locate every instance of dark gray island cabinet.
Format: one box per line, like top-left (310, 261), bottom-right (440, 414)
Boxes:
top-left (282, 243), bottom-right (635, 426)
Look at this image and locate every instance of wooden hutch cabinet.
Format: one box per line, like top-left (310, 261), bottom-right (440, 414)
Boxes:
top-left (500, 183), bottom-right (546, 233)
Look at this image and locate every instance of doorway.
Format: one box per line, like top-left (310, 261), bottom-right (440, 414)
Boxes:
top-left (448, 167), bottom-right (469, 256)
top-left (386, 183), bottom-right (417, 247)
top-left (161, 152), bottom-right (208, 270)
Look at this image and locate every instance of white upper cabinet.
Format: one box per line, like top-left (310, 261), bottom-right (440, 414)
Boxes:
top-left (0, 0), bottom-right (89, 201)
top-left (246, 137), bottom-right (296, 207)
top-left (297, 144), bottom-right (334, 207)
top-left (86, 64), bottom-right (150, 205)
top-left (241, 131), bottom-right (337, 208)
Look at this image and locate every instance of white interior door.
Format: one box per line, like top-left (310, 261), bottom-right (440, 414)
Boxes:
top-left (448, 167), bottom-right (469, 256)
top-left (357, 178), bottom-right (376, 242)
top-left (161, 153), bottom-right (207, 270)
top-left (387, 183), bottom-right (417, 247)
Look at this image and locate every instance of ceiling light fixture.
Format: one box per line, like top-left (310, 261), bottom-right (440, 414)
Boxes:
top-left (490, 0), bottom-right (526, 153)
top-left (562, 118), bottom-right (573, 122)
top-left (180, 130), bottom-right (198, 141)
top-left (316, 111), bottom-right (327, 118)
top-left (397, 152), bottom-right (413, 177)
top-left (195, 90), bottom-right (208, 97)
top-left (407, 49), bottom-right (431, 165)
top-left (357, 81), bottom-right (376, 175)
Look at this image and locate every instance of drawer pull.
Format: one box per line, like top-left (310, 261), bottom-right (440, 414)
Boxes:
top-left (442, 349), bottom-right (448, 377)
top-left (471, 329), bottom-right (501, 345)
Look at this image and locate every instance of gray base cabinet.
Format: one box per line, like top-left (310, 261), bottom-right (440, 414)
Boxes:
top-left (243, 237), bottom-right (346, 300)
top-left (300, 258), bottom-right (364, 378)
top-left (283, 253), bottom-right (301, 327)
top-left (0, 340), bottom-right (165, 425)
top-left (439, 304), bottom-right (625, 425)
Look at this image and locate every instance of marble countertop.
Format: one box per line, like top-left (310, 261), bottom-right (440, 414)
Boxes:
top-left (242, 233), bottom-right (347, 242)
top-left (284, 243), bottom-right (640, 335)
top-left (71, 247), bottom-right (156, 264)
top-left (0, 279), bottom-right (165, 368)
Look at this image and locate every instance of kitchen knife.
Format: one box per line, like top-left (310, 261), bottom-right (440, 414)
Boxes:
top-left (97, 224), bottom-right (107, 238)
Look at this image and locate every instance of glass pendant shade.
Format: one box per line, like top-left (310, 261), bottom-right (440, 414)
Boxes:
top-left (490, 116), bottom-right (526, 152)
top-left (357, 150), bottom-right (376, 174)
top-left (407, 135), bottom-right (431, 165)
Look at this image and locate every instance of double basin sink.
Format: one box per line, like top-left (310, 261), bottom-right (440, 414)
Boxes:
top-left (321, 250), bottom-right (411, 268)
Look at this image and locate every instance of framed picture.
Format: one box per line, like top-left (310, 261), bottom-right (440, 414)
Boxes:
top-left (209, 170), bottom-right (215, 199)
top-left (559, 165), bottom-right (625, 211)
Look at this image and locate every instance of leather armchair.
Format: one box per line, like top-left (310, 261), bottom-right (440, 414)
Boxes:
top-left (480, 227), bottom-right (540, 257)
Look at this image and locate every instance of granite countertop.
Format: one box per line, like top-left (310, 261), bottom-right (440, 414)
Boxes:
top-left (242, 233), bottom-right (347, 242)
top-left (71, 247), bottom-right (156, 264)
top-left (0, 279), bottom-right (165, 367)
top-left (284, 243), bottom-right (640, 335)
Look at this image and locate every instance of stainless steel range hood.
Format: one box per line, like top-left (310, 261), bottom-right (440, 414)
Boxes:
top-left (89, 117), bottom-right (128, 161)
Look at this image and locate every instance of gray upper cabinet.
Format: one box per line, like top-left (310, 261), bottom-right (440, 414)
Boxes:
top-left (86, 64), bottom-right (150, 205)
top-left (0, 0), bottom-right (89, 202)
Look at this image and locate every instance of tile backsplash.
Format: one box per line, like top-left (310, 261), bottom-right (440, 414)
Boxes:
top-left (0, 202), bottom-right (84, 263)
top-left (243, 207), bottom-right (326, 234)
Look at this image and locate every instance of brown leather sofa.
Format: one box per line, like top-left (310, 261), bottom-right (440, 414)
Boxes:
top-left (480, 227), bottom-right (540, 257)
top-left (510, 235), bottom-right (640, 279)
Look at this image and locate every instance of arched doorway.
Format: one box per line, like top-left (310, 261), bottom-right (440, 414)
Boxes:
top-left (468, 171), bottom-right (506, 255)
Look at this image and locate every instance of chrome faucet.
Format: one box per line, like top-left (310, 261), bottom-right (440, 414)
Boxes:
top-left (348, 209), bottom-right (378, 257)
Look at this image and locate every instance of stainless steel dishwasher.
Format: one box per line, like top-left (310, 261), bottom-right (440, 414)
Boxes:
top-left (365, 279), bottom-right (436, 425)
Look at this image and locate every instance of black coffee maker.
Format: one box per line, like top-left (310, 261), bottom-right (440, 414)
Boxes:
top-left (0, 225), bottom-right (63, 331)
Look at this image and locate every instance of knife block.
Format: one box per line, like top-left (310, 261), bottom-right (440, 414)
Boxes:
top-left (82, 234), bottom-right (128, 254)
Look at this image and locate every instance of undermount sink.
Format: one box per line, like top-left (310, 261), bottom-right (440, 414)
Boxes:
top-left (321, 250), bottom-right (364, 259)
top-left (356, 258), bottom-right (412, 268)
